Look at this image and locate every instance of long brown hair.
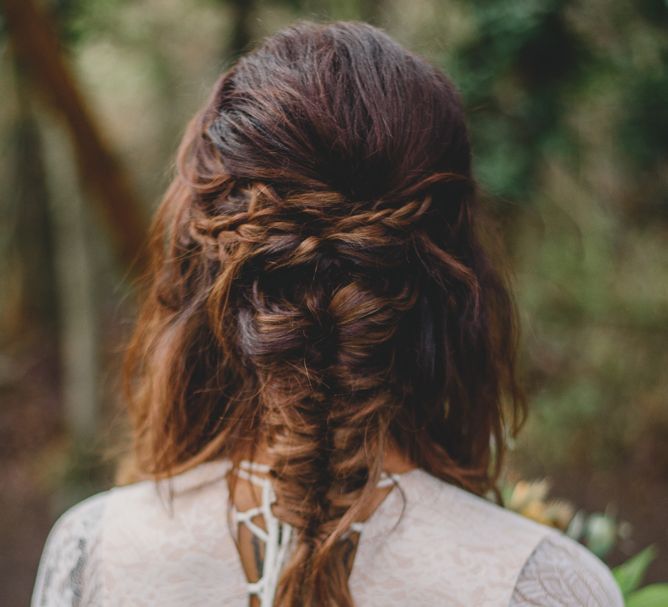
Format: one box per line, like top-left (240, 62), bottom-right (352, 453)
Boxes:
top-left (123, 21), bottom-right (525, 606)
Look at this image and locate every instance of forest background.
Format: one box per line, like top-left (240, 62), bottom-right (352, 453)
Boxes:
top-left (1, 0), bottom-right (667, 605)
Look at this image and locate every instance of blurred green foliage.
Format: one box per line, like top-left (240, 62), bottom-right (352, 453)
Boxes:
top-left (614, 545), bottom-right (668, 606)
top-left (439, 0), bottom-right (668, 479)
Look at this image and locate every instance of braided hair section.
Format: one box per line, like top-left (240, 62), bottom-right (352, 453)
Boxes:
top-left (188, 174), bottom-right (481, 605)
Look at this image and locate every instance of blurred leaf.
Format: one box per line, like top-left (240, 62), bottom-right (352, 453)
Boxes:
top-left (584, 513), bottom-right (619, 559)
top-left (613, 545), bottom-right (659, 596)
top-left (626, 584), bottom-right (668, 607)
top-left (566, 510), bottom-right (586, 541)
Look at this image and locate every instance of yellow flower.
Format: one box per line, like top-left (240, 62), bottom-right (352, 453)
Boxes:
top-left (507, 479), bottom-right (575, 531)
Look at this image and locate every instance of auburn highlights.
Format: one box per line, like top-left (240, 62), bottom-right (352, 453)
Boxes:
top-left (122, 21), bottom-right (525, 607)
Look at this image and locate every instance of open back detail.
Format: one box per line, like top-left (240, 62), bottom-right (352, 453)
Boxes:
top-left (230, 460), bottom-right (401, 607)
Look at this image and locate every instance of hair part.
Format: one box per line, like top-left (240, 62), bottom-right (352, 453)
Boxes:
top-left (122, 20), bottom-right (526, 607)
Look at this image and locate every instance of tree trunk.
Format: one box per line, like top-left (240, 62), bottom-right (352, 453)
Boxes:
top-left (42, 120), bottom-right (100, 444)
top-left (1, 0), bottom-right (149, 274)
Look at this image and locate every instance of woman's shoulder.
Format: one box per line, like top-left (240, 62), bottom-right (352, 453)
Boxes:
top-left (31, 491), bottom-right (109, 606)
top-left (395, 467), bottom-right (553, 540)
top-left (364, 468), bottom-right (623, 605)
top-left (32, 460), bottom-right (239, 606)
top-left (511, 531), bottom-right (624, 606)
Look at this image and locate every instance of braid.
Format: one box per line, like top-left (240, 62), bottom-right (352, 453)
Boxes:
top-left (190, 180), bottom-right (471, 605)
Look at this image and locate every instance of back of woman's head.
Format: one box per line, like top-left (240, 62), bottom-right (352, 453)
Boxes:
top-left (124, 20), bottom-right (524, 607)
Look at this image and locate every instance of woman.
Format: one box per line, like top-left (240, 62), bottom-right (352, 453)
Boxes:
top-left (32, 21), bottom-right (623, 607)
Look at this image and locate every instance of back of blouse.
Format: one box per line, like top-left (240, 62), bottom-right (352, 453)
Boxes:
top-left (32, 459), bottom-right (623, 606)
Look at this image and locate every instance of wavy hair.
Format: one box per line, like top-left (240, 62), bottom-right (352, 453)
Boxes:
top-left (122, 21), bottom-right (525, 607)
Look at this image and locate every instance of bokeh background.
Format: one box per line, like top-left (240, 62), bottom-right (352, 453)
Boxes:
top-left (1, 0), bottom-right (667, 604)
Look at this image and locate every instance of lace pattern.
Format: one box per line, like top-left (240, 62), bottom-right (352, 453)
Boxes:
top-left (31, 492), bottom-right (105, 606)
top-left (512, 532), bottom-right (624, 606)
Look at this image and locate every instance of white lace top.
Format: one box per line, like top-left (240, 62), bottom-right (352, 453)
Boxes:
top-left (32, 459), bottom-right (623, 606)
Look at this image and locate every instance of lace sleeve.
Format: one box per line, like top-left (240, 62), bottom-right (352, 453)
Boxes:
top-left (31, 492), bottom-right (108, 607)
top-left (510, 531), bottom-right (624, 606)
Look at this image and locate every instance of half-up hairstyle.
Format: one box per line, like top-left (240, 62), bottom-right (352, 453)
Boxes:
top-left (122, 21), bottom-right (525, 607)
